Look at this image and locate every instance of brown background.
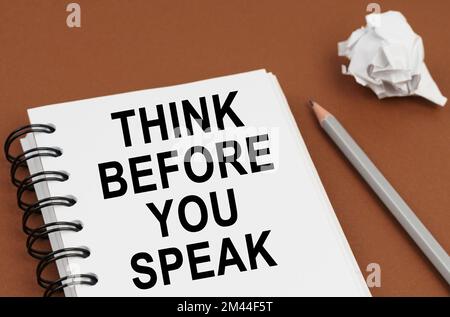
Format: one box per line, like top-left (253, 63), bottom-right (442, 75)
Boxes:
top-left (0, 0), bottom-right (449, 296)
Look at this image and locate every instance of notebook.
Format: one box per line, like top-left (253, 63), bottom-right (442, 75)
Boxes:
top-left (5, 69), bottom-right (370, 296)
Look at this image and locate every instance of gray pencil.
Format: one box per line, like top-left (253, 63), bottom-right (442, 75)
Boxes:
top-left (310, 100), bottom-right (450, 285)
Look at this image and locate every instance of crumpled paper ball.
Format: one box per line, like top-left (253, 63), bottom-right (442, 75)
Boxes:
top-left (338, 11), bottom-right (447, 106)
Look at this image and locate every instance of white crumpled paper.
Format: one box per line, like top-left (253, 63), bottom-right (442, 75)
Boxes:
top-left (338, 11), bottom-right (447, 106)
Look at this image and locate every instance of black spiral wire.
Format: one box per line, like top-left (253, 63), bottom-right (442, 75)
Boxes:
top-left (4, 124), bottom-right (98, 296)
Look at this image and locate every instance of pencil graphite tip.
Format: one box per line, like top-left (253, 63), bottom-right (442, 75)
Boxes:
top-left (308, 100), bottom-right (315, 108)
top-left (309, 100), bottom-right (331, 122)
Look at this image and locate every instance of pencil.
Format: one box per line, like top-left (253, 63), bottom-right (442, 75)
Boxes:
top-left (309, 100), bottom-right (450, 285)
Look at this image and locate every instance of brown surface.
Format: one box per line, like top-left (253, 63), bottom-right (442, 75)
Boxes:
top-left (0, 0), bottom-right (449, 296)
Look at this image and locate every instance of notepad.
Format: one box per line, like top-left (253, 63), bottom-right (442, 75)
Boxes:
top-left (17, 70), bottom-right (370, 296)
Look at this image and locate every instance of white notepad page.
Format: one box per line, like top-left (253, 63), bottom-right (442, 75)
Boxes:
top-left (24, 70), bottom-right (370, 296)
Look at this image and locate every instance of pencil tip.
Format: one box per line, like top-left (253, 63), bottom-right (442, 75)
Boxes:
top-left (308, 100), bottom-right (315, 108)
top-left (309, 100), bottom-right (331, 122)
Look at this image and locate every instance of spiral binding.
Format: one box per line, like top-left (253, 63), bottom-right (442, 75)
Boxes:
top-left (4, 124), bottom-right (98, 296)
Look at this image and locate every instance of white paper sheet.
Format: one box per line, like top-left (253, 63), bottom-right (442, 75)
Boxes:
top-left (24, 70), bottom-right (370, 296)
